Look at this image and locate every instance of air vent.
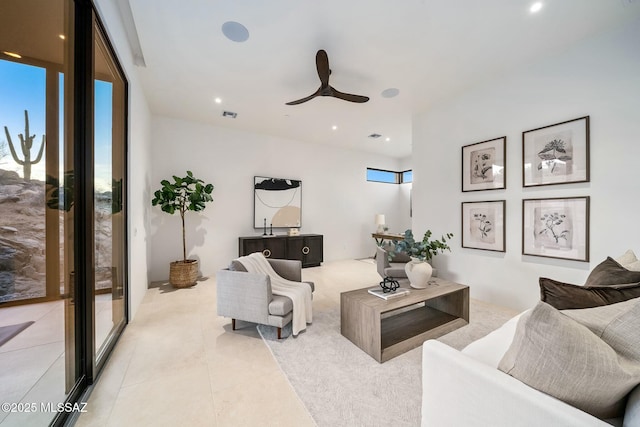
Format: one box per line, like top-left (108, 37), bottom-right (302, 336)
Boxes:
top-left (222, 111), bottom-right (238, 118)
top-left (368, 133), bottom-right (382, 139)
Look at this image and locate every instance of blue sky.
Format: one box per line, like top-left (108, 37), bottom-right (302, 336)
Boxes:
top-left (1, 59), bottom-right (112, 192)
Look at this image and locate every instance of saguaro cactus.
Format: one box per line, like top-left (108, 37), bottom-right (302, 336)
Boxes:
top-left (3, 110), bottom-right (45, 182)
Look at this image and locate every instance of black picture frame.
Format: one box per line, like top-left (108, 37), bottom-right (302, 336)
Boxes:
top-left (522, 196), bottom-right (590, 262)
top-left (522, 116), bottom-right (590, 187)
top-left (461, 136), bottom-right (506, 192)
top-left (461, 200), bottom-right (506, 252)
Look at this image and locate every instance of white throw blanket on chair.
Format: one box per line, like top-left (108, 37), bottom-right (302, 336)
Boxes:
top-left (237, 252), bottom-right (312, 336)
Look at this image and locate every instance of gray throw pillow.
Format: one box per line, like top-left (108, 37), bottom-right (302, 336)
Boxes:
top-left (498, 300), bottom-right (640, 419)
top-left (585, 257), bottom-right (640, 287)
top-left (539, 277), bottom-right (640, 310)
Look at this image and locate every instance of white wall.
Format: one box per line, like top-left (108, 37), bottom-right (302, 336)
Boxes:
top-left (148, 116), bottom-right (410, 280)
top-left (97, 0), bottom-right (153, 320)
top-left (412, 20), bottom-right (640, 311)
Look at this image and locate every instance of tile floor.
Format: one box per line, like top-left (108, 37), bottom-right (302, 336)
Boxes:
top-left (75, 259), bottom-right (385, 426)
top-left (0, 301), bottom-right (66, 426)
top-left (0, 294), bottom-right (117, 426)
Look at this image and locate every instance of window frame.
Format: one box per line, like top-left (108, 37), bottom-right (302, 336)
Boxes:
top-left (366, 167), bottom-right (413, 184)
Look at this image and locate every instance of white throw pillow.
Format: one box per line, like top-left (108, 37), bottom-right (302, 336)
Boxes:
top-left (616, 249), bottom-right (639, 269)
top-left (625, 260), bottom-right (640, 272)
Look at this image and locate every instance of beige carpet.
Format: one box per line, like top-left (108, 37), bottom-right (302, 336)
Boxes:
top-left (258, 299), bottom-right (517, 427)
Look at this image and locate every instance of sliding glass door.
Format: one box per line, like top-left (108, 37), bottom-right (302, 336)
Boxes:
top-left (0, 0), bottom-right (127, 424)
top-left (93, 20), bottom-right (126, 366)
top-left (0, 1), bottom-right (76, 425)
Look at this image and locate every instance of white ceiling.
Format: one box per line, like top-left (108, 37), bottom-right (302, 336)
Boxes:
top-left (128, 0), bottom-right (640, 159)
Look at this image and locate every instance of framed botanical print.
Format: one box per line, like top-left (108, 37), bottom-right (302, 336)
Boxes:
top-left (462, 137), bottom-right (506, 192)
top-left (522, 116), bottom-right (590, 187)
top-left (522, 196), bottom-right (590, 262)
top-left (461, 200), bottom-right (506, 252)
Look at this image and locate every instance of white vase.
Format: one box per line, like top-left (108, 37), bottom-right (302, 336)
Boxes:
top-left (405, 259), bottom-right (433, 289)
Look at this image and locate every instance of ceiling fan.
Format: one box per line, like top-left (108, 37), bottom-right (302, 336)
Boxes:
top-left (286, 50), bottom-right (370, 105)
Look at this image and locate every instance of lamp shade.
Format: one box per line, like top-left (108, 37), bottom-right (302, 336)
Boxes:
top-left (375, 214), bottom-right (385, 226)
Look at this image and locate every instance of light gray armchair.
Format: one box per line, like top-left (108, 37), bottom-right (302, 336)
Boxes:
top-left (216, 258), bottom-right (314, 339)
top-left (376, 246), bottom-right (437, 282)
top-left (376, 246), bottom-right (411, 281)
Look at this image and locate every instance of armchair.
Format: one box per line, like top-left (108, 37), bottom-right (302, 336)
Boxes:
top-left (216, 258), bottom-right (314, 339)
top-left (376, 246), bottom-right (437, 282)
top-left (376, 246), bottom-right (410, 281)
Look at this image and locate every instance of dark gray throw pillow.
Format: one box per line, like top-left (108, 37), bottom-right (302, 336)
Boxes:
top-left (585, 257), bottom-right (640, 287)
top-left (540, 277), bottom-right (640, 310)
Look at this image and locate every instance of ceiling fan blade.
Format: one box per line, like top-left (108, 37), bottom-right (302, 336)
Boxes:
top-left (287, 50), bottom-right (368, 105)
top-left (330, 87), bottom-right (369, 103)
top-left (316, 50), bottom-right (330, 87)
top-left (285, 88), bottom-right (321, 105)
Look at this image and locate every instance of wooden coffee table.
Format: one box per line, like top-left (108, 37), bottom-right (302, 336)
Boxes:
top-left (340, 278), bottom-right (469, 363)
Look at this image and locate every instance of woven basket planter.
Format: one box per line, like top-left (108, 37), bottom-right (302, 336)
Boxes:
top-left (169, 259), bottom-right (199, 288)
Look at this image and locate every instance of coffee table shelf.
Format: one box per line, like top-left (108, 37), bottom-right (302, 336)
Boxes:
top-left (341, 278), bottom-right (469, 363)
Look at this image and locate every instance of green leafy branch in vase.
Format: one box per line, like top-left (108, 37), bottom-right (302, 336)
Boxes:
top-left (473, 213), bottom-right (492, 238)
top-left (537, 139), bottom-right (571, 173)
top-left (391, 229), bottom-right (453, 262)
top-left (539, 212), bottom-right (569, 243)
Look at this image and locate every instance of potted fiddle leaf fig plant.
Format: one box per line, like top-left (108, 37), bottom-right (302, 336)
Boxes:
top-left (152, 171), bottom-right (214, 288)
top-left (392, 229), bottom-right (453, 289)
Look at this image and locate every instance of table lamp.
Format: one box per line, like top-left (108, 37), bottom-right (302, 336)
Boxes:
top-left (375, 214), bottom-right (386, 233)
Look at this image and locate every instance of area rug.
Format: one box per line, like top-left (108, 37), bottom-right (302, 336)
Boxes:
top-left (0, 321), bottom-right (34, 347)
top-left (258, 299), bottom-right (517, 427)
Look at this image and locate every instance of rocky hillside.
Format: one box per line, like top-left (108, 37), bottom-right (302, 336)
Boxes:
top-left (0, 168), bottom-right (113, 303)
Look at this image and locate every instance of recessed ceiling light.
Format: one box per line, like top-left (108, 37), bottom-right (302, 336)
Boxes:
top-left (222, 21), bottom-right (250, 42)
top-left (2, 51), bottom-right (22, 59)
top-left (381, 88), bottom-right (399, 98)
top-left (214, 97), bottom-right (222, 104)
top-left (385, 137), bottom-right (391, 142)
top-left (332, 125), bottom-right (338, 130)
top-left (529, 2), bottom-right (543, 13)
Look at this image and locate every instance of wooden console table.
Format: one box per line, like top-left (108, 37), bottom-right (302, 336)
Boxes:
top-left (238, 234), bottom-right (323, 268)
top-left (340, 278), bottom-right (469, 363)
top-left (371, 232), bottom-right (405, 246)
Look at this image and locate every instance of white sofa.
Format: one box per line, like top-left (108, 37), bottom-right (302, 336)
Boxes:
top-left (421, 311), bottom-right (640, 427)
